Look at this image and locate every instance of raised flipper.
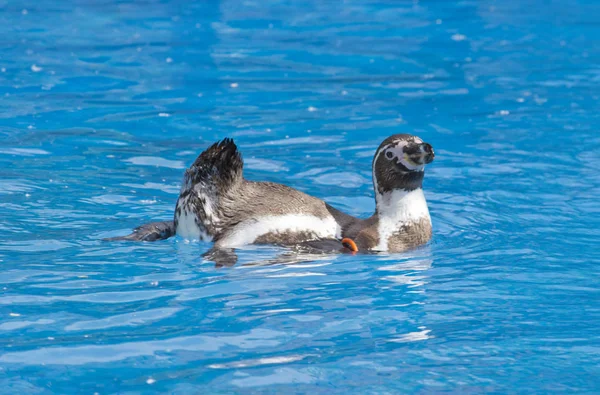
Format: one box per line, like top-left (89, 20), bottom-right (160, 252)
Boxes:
top-left (104, 220), bottom-right (176, 242)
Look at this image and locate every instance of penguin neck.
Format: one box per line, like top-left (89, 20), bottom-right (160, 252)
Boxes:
top-left (374, 187), bottom-right (431, 226)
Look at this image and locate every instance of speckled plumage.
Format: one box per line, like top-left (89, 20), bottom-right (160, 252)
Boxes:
top-left (108, 134), bottom-right (435, 262)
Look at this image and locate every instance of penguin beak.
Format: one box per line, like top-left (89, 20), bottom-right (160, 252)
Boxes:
top-left (405, 142), bottom-right (435, 165)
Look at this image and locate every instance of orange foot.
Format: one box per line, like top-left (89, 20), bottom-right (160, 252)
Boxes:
top-left (341, 238), bottom-right (359, 253)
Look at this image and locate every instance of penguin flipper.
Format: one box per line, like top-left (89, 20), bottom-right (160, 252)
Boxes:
top-left (292, 238), bottom-right (359, 254)
top-left (104, 220), bottom-right (176, 242)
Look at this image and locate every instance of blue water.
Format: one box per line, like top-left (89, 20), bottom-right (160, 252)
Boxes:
top-left (2, 0), bottom-right (600, 393)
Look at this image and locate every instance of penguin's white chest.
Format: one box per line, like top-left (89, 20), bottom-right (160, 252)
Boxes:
top-left (373, 188), bottom-right (431, 251)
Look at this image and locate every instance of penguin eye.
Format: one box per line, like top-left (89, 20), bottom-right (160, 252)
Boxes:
top-left (385, 151), bottom-right (394, 160)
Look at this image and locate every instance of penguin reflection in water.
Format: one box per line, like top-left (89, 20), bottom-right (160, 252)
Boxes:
top-left (107, 134), bottom-right (435, 266)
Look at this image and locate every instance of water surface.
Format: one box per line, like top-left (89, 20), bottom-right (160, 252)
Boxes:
top-left (1, 0), bottom-right (599, 393)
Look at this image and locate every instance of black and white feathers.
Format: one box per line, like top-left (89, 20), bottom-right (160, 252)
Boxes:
top-left (108, 134), bottom-right (436, 262)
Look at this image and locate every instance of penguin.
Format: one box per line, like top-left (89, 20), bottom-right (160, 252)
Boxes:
top-left (107, 134), bottom-right (435, 261)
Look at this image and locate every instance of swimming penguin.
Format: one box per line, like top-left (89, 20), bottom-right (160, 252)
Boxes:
top-left (108, 134), bottom-right (435, 258)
